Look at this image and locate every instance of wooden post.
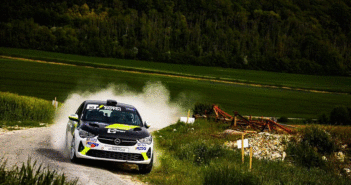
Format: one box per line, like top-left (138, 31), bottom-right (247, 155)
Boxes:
top-left (234, 115), bottom-right (237, 127)
top-left (249, 147), bottom-right (253, 171)
top-left (242, 133), bottom-right (245, 164)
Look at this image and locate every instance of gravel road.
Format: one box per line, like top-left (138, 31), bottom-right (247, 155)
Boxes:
top-left (0, 127), bottom-right (145, 185)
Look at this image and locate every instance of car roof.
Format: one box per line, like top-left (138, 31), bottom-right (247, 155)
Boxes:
top-left (84, 100), bottom-right (136, 109)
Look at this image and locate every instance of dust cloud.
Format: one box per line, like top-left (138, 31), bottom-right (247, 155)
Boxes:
top-left (50, 81), bottom-right (185, 154)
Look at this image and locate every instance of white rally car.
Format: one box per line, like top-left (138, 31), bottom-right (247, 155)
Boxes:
top-left (66, 99), bottom-right (153, 173)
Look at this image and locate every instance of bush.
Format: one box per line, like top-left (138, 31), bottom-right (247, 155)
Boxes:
top-left (203, 164), bottom-right (260, 185)
top-left (192, 103), bottom-right (213, 115)
top-left (286, 126), bottom-right (337, 169)
top-left (318, 113), bottom-right (329, 124)
top-left (277, 116), bottom-right (289, 123)
top-left (330, 106), bottom-right (351, 125)
top-left (302, 126), bottom-right (336, 155)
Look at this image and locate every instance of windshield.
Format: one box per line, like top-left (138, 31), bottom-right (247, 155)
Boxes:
top-left (82, 104), bottom-right (142, 126)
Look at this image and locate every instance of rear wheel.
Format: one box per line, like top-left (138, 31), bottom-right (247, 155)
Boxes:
top-left (138, 155), bottom-right (153, 174)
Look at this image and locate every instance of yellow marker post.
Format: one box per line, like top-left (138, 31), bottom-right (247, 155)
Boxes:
top-left (249, 147), bottom-right (253, 171)
top-left (242, 133), bottom-right (245, 164)
top-left (187, 109), bottom-right (190, 123)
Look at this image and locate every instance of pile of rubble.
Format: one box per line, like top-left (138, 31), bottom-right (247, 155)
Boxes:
top-left (224, 131), bottom-right (292, 161)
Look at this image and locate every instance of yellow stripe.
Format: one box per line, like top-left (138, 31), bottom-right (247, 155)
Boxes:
top-left (105, 124), bottom-right (140, 130)
top-left (141, 152), bottom-right (149, 160)
top-left (80, 147), bottom-right (91, 155)
top-left (99, 105), bottom-right (104, 109)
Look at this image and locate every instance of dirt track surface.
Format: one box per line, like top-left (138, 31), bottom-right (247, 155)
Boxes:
top-left (0, 127), bottom-right (145, 185)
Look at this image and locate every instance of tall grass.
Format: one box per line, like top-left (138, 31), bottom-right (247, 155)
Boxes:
top-left (0, 158), bottom-right (77, 185)
top-left (0, 92), bottom-right (55, 123)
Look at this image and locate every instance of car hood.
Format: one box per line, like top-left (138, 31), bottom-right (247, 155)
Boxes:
top-left (79, 121), bottom-right (150, 139)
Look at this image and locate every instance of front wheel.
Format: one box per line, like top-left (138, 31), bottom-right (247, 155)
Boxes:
top-left (138, 155), bottom-right (153, 174)
top-left (70, 136), bottom-right (79, 163)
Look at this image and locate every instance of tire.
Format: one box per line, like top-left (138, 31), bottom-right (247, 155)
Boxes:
top-left (138, 155), bottom-right (153, 174)
top-left (70, 136), bottom-right (79, 163)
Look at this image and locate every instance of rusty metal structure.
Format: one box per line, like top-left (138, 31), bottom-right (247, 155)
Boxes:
top-left (212, 104), bottom-right (293, 134)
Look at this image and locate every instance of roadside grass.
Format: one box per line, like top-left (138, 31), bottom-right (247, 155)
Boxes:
top-left (139, 120), bottom-right (350, 185)
top-left (1, 58), bottom-right (351, 119)
top-left (0, 92), bottom-right (55, 129)
top-left (0, 158), bottom-right (77, 185)
top-left (1, 47), bottom-right (351, 94)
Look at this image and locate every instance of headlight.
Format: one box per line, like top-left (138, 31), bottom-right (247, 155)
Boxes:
top-left (78, 129), bottom-right (96, 138)
top-left (138, 136), bottom-right (152, 145)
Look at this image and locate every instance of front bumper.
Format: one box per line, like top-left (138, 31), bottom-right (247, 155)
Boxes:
top-left (74, 134), bottom-right (153, 164)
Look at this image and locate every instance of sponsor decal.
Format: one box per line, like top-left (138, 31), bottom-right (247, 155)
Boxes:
top-left (87, 104), bottom-right (99, 110)
top-left (136, 147), bottom-right (147, 150)
top-left (137, 143), bottom-right (147, 146)
top-left (104, 106), bottom-right (121, 111)
top-left (126, 108), bottom-right (135, 111)
top-left (87, 138), bottom-right (98, 142)
top-left (107, 129), bottom-right (126, 133)
top-left (87, 142), bottom-right (99, 148)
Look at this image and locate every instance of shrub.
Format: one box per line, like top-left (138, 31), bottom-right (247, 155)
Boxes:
top-left (277, 116), bottom-right (289, 123)
top-left (329, 106), bottom-right (351, 125)
top-left (302, 126), bottom-right (337, 155)
top-left (192, 103), bottom-right (213, 115)
top-left (318, 113), bottom-right (329, 124)
top-left (286, 126), bottom-right (337, 169)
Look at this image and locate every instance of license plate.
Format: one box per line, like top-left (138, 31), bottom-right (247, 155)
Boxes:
top-left (108, 146), bottom-right (128, 152)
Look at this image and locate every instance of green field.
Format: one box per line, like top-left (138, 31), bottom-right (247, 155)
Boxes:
top-left (1, 47), bottom-right (351, 94)
top-left (1, 56), bottom-right (351, 119)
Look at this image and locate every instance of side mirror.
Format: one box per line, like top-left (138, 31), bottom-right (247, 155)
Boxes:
top-left (68, 114), bottom-right (79, 121)
top-left (144, 121), bottom-right (151, 129)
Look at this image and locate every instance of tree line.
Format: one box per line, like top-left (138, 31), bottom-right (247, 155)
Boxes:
top-left (0, 0), bottom-right (350, 75)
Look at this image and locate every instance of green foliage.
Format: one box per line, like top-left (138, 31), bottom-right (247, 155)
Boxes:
top-left (203, 164), bottom-right (260, 185)
top-left (0, 0), bottom-right (351, 75)
top-left (318, 113), bottom-right (329, 124)
top-left (277, 116), bottom-right (289, 123)
top-left (330, 106), bottom-right (351, 125)
top-left (0, 92), bottom-right (56, 123)
top-left (0, 158), bottom-right (78, 185)
top-left (177, 141), bottom-right (224, 165)
top-left (144, 120), bottom-right (350, 185)
top-left (286, 126), bottom-right (337, 169)
top-left (192, 103), bottom-right (213, 115)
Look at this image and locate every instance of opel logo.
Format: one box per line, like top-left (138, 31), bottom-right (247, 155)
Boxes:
top-left (114, 138), bottom-right (121, 145)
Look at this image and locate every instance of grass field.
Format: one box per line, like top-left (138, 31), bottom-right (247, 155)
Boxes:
top-left (1, 57), bottom-right (351, 119)
top-left (1, 47), bottom-right (351, 94)
top-left (137, 121), bottom-right (350, 185)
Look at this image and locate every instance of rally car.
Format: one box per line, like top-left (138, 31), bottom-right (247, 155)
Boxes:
top-left (66, 99), bottom-right (153, 173)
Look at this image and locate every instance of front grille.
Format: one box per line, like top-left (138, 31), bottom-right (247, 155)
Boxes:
top-left (98, 137), bottom-right (137, 146)
top-left (86, 150), bottom-right (144, 161)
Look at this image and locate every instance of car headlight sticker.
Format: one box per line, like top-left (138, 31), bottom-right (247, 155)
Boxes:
top-left (138, 136), bottom-right (152, 145)
top-left (78, 129), bottom-right (96, 138)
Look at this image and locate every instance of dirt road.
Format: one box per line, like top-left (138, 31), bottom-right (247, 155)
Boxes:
top-left (0, 127), bottom-right (144, 185)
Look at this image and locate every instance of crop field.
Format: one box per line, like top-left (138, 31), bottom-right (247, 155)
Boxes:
top-left (1, 47), bottom-right (351, 94)
top-left (1, 56), bottom-right (351, 119)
